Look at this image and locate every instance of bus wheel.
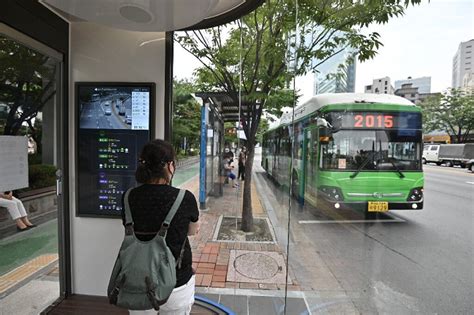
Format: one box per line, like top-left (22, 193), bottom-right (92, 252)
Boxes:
top-left (422, 158), bottom-right (427, 164)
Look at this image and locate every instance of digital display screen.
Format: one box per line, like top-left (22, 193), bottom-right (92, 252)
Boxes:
top-left (327, 112), bottom-right (421, 130)
top-left (76, 83), bottom-right (154, 217)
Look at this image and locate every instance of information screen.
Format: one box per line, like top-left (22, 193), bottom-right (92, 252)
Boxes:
top-left (327, 112), bottom-right (422, 130)
top-left (76, 82), bottom-right (154, 217)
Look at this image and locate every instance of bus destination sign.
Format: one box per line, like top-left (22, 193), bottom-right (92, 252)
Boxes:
top-left (328, 112), bottom-right (421, 130)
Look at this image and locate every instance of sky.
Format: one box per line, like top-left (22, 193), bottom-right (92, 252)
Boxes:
top-left (174, 0), bottom-right (473, 102)
top-left (355, 0), bottom-right (473, 94)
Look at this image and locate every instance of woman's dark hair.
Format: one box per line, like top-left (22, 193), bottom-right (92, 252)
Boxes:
top-left (135, 139), bottom-right (176, 183)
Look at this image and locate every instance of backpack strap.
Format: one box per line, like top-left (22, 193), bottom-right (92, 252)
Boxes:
top-left (123, 188), bottom-right (134, 235)
top-left (158, 189), bottom-right (186, 237)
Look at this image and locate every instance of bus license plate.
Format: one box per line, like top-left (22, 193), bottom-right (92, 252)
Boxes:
top-left (368, 202), bottom-right (388, 212)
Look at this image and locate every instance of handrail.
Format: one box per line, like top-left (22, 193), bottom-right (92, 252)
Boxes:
top-left (194, 295), bottom-right (235, 315)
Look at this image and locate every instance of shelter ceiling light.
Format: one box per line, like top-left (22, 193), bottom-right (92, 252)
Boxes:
top-left (41, 0), bottom-right (220, 31)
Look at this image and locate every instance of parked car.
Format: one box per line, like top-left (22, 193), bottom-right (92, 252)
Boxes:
top-left (125, 115), bottom-right (132, 125)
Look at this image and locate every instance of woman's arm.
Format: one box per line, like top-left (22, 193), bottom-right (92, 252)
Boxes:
top-left (188, 221), bottom-right (200, 236)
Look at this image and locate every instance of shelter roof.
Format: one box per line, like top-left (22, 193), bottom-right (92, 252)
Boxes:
top-left (42, 0), bottom-right (264, 32)
top-left (195, 91), bottom-right (261, 122)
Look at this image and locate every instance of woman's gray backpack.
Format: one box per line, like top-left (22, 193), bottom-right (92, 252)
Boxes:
top-left (108, 188), bottom-right (186, 310)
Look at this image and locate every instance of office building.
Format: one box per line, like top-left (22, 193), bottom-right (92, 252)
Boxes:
top-left (395, 76), bottom-right (431, 94)
top-left (394, 83), bottom-right (420, 104)
top-left (394, 83), bottom-right (440, 104)
top-left (364, 77), bottom-right (395, 94)
top-left (452, 39), bottom-right (474, 88)
top-left (313, 52), bottom-right (356, 94)
top-left (305, 30), bottom-right (356, 95)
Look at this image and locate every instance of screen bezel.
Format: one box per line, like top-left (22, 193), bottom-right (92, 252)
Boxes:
top-left (75, 82), bottom-right (155, 218)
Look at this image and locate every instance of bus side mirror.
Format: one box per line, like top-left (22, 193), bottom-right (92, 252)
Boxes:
top-left (317, 118), bottom-right (332, 129)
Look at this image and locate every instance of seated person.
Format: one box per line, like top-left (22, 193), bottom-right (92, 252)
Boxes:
top-left (0, 191), bottom-right (36, 231)
top-left (222, 156), bottom-right (239, 188)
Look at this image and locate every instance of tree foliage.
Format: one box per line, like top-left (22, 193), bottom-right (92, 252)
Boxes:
top-left (0, 36), bottom-right (57, 141)
top-left (421, 89), bottom-right (474, 143)
top-left (256, 116), bottom-right (270, 145)
top-left (172, 79), bottom-right (201, 156)
top-left (176, 0), bottom-right (423, 231)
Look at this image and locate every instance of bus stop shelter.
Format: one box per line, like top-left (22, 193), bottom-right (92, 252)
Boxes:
top-left (194, 92), bottom-right (242, 209)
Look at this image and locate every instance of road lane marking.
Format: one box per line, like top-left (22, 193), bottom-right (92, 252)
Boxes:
top-left (466, 182), bottom-right (474, 185)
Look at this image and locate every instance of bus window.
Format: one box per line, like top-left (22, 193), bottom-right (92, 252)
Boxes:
top-left (320, 130), bottom-right (422, 171)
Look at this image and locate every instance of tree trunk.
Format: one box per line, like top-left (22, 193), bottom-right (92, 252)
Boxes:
top-left (241, 139), bottom-right (255, 232)
top-left (4, 104), bottom-right (18, 135)
top-left (457, 127), bottom-right (462, 143)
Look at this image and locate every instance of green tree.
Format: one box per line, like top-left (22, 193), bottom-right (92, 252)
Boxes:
top-left (172, 79), bottom-right (201, 156)
top-left (256, 117), bottom-right (270, 145)
top-left (176, 0), bottom-right (423, 231)
top-left (0, 36), bottom-right (57, 139)
top-left (421, 89), bottom-right (474, 143)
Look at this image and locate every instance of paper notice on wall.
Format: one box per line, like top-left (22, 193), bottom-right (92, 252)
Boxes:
top-left (0, 136), bottom-right (29, 192)
top-left (338, 158), bottom-right (347, 169)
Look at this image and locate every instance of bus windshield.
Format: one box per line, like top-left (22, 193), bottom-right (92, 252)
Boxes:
top-left (320, 129), bottom-right (422, 171)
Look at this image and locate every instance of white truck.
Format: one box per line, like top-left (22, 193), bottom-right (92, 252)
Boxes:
top-left (423, 144), bottom-right (442, 165)
top-left (423, 143), bottom-right (474, 168)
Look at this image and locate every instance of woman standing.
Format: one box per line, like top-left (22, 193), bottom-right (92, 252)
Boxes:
top-left (122, 140), bottom-right (199, 315)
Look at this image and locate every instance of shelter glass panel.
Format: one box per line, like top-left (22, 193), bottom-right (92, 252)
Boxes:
top-left (0, 31), bottom-right (61, 312)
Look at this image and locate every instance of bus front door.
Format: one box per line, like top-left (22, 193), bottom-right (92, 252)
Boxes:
top-left (304, 128), bottom-right (318, 205)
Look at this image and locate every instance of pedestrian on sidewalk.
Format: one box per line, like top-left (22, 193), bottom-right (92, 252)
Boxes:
top-left (122, 139), bottom-right (200, 315)
top-left (0, 191), bottom-right (36, 232)
top-left (238, 146), bottom-right (247, 181)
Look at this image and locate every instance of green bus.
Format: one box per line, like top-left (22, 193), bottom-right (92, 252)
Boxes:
top-left (262, 93), bottom-right (424, 213)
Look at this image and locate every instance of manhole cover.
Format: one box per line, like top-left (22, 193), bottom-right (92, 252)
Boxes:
top-left (234, 252), bottom-right (279, 280)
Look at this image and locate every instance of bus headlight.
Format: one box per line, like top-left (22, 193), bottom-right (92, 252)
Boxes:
top-left (407, 187), bottom-right (423, 202)
top-left (319, 186), bottom-right (344, 201)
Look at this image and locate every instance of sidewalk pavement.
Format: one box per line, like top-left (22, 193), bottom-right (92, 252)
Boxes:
top-left (1, 165), bottom-right (310, 315)
top-left (178, 172), bottom-right (300, 292)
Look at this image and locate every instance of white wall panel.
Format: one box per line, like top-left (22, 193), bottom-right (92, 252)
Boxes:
top-left (69, 22), bottom-right (166, 295)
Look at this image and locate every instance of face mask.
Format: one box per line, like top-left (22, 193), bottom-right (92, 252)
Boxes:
top-left (167, 162), bottom-right (175, 184)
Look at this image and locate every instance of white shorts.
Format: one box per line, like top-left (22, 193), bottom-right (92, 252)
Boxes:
top-left (129, 275), bottom-right (195, 315)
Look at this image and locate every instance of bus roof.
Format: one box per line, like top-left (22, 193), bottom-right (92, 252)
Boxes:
top-left (275, 93), bottom-right (416, 128)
